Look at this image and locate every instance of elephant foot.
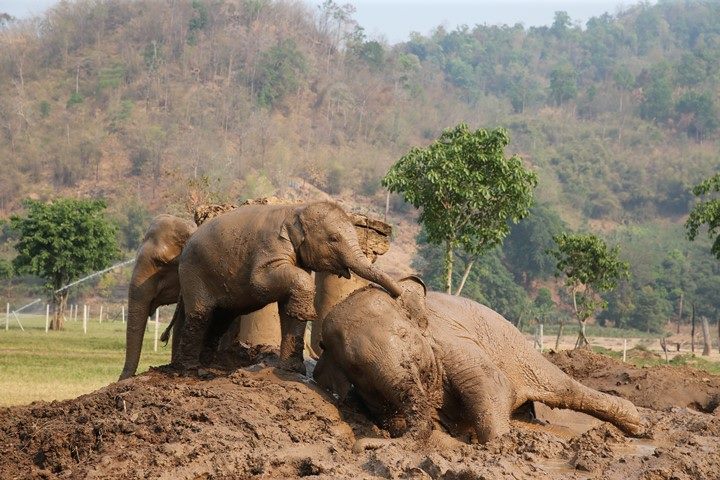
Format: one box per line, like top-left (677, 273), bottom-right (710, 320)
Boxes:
top-left (279, 356), bottom-right (307, 376)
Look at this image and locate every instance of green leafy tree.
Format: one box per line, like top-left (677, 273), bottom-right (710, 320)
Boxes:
top-left (639, 64), bottom-right (673, 122)
top-left (686, 173), bottom-right (720, 259)
top-left (675, 91), bottom-right (718, 141)
top-left (549, 232), bottom-right (629, 348)
top-left (10, 199), bottom-right (119, 329)
top-left (383, 123), bottom-right (537, 294)
top-left (533, 287), bottom-right (556, 326)
top-left (503, 204), bottom-right (566, 286)
top-left (630, 285), bottom-right (671, 334)
top-left (549, 65), bottom-right (577, 106)
top-left (256, 39), bottom-right (308, 107)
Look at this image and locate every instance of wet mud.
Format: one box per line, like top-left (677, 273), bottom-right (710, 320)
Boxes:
top-left (1, 347), bottom-right (718, 479)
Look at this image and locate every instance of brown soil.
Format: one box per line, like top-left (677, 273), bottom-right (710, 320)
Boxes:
top-left (1, 347), bottom-right (719, 480)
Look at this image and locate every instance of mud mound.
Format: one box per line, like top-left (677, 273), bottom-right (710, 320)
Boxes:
top-left (1, 347), bottom-right (719, 479)
top-left (547, 348), bottom-right (720, 413)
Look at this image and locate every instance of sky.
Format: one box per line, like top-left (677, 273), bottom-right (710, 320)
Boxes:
top-left (2, 0), bottom-right (640, 44)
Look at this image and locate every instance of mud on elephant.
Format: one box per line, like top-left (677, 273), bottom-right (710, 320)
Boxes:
top-left (172, 201), bottom-right (403, 375)
top-left (314, 277), bottom-right (644, 444)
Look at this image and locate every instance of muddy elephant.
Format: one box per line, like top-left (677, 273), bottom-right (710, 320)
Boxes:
top-left (119, 204), bottom-right (237, 381)
top-left (173, 201), bottom-right (403, 375)
top-left (314, 277), bottom-right (644, 443)
top-left (118, 215), bottom-right (197, 380)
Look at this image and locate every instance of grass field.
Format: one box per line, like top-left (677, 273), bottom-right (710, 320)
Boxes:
top-left (0, 314), bottom-right (171, 406)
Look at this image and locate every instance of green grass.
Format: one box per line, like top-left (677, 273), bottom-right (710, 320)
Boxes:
top-left (0, 314), bottom-right (170, 406)
top-left (592, 346), bottom-right (720, 375)
top-left (522, 323), bottom-right (657, 339)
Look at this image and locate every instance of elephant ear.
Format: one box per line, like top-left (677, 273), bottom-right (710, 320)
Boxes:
top-left (398, 275), bottom-right (429, 331)
top-left (279, 214), bottom-right (305, 250)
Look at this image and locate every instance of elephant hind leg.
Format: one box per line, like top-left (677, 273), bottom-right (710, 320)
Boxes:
top-left (536, 376), bottom-right (644, 436)
top-left (174, 298), bottom-right (213, 372)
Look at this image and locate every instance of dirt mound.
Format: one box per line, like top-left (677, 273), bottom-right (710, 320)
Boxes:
top-left (1, 348), bottom-right (719, 479)
top-left (547, 348), bottom-right (720, 413)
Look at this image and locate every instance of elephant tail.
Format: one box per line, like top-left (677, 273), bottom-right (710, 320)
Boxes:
top-left (533, 372), bottom-right (644, 436)
top-left (160, 297), bottom-right (183, 345)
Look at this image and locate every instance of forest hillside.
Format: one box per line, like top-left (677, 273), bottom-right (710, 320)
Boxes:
top-left (0, 0), bottom-right (719, 332)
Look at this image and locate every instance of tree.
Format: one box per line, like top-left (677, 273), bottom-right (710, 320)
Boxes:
top-left (549, 232), bottom-right (629, 348)
top-left (639, 64), bottom-right (673, 122)
top-left (503, 204), bottom-right (566, 286)
top-left (10, 199), bottom-right (119, 329)
top-left (549, 65), bottom-right (577, 106)
top-left (383, 123), bottom-right (537, 294)
top-left (675, 91), bottom-right (718, 141)
top-left (686, 173), bottom-right (720, 259)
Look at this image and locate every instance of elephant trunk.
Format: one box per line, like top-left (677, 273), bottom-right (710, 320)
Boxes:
top-left (119, 295), bottom-right (151, 380)
top-left (343, 245), bottom-right (403, 297)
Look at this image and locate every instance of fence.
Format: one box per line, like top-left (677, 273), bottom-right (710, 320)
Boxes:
top-left (2, 300), bottom-right (167, 352)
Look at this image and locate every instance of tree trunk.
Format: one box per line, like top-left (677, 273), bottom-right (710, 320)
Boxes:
top-left (701, 316), bottom-right (711, 356)
top-left (575, 320), bottom-right (589, 349)
top-left (555, 320), bottom-right (565, 351)
top-left (676, 292), bottom-right (683, 334)
top-left (454, 259), bottom-right (475, 296)
top-left (51, 290), bottom-right (67, 330)
top-left (690, 303), bottom-right (696, 353)
top-left (443, 241), bottom-right (454, 294)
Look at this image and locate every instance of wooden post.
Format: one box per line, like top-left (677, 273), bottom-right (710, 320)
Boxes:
top-left (701, 316), bottom-right (711, 356)
top-left (45, 304), bottom-right (50, 333)
top-left (153, 308), bottom-right (160, 352)
top-left (384, 190), bottom-right (390, 222)
top-left (99, 305), bottom-right (103, 323)
top-left (539, 324), bottom-right (544, 353)
top-left (623, 339), bottom-right (627, 363)
top-left (6, 302), bottom-right (10, 331)
top-left (121, 305), bottom-right (125, 324)
top-left (83, 305), bottom-right (87, 335)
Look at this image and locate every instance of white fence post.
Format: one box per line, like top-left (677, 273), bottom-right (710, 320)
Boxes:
top-left (121, 305), bottom-right (125, 324)
top-left (5, 303), bottom-right (9, 331)
top-left (99, 305), bottom-right (103, 323)
top-left (154, 308), bottom-right (160, 352)
top-left (539, 324), bottom-right (544, 353)
top-left (623, 339), bottom-right (627, 363)
top-left (83, 305), bottom-right (87, 334)
top-left (45, 304), bottom-right (50, 333)
top-left (74, 304), bottom-right (78, 322)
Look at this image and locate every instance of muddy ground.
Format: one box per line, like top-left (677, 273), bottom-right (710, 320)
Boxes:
top-left (1, 347), bottom-right (719, 480)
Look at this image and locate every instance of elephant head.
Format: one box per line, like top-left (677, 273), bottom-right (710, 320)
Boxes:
top-left (280, 202), bottom-right (403, 298)
top-left (314, 276), bottom-right (436, 424)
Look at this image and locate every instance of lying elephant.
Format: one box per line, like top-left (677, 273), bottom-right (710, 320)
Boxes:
top-left (174, 201), bottom-right (403, 375)
top-left (314, 277), bottom-right (644, 443)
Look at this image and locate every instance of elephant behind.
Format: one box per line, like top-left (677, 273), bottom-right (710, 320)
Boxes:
top-left (173, 201), bottom-right (403, 375)
top-left (315, 278), bottom-right (644, 443)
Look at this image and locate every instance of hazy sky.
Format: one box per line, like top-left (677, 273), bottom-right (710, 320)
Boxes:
top-left (2, 0), bottom-right (641, 43)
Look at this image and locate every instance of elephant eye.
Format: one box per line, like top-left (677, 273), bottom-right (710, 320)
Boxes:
top-left (329, 233), bottom-right (340, 243)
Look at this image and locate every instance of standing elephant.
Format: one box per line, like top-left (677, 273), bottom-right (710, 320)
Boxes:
top-left (119, 215), bottom-right (196, 380)
top-left (173, 201), bottom-right (403, 375)
top-left (119, 204), bottom-right (237, 381)
top-left (314, 277), bottom-right (644, 443)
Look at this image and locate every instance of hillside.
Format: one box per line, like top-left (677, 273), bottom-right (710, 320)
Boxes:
top-left (0, 0), bottom-right (719, 331)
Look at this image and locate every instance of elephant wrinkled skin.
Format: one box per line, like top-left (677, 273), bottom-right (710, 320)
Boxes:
top-left (119, 215), bottom-right (197, 380)
top-left (314, 278), bottom-right (644, 443)
top-left (174, 201), bottom-right (402, 375)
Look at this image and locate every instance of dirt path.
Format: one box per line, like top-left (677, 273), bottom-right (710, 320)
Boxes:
top-left (1, 347), bottom-right (718, 479)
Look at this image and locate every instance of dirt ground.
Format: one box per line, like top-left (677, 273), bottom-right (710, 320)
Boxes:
top-left (1, 346), bottom-right (719, 480)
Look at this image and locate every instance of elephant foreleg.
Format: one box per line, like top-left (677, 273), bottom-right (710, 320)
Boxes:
top-left (446, 355), bottom-right (514, 443)
top-left (278, 307), bottom-right (307, 375)
top-left (263, 265), bottom-right (316, 322)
